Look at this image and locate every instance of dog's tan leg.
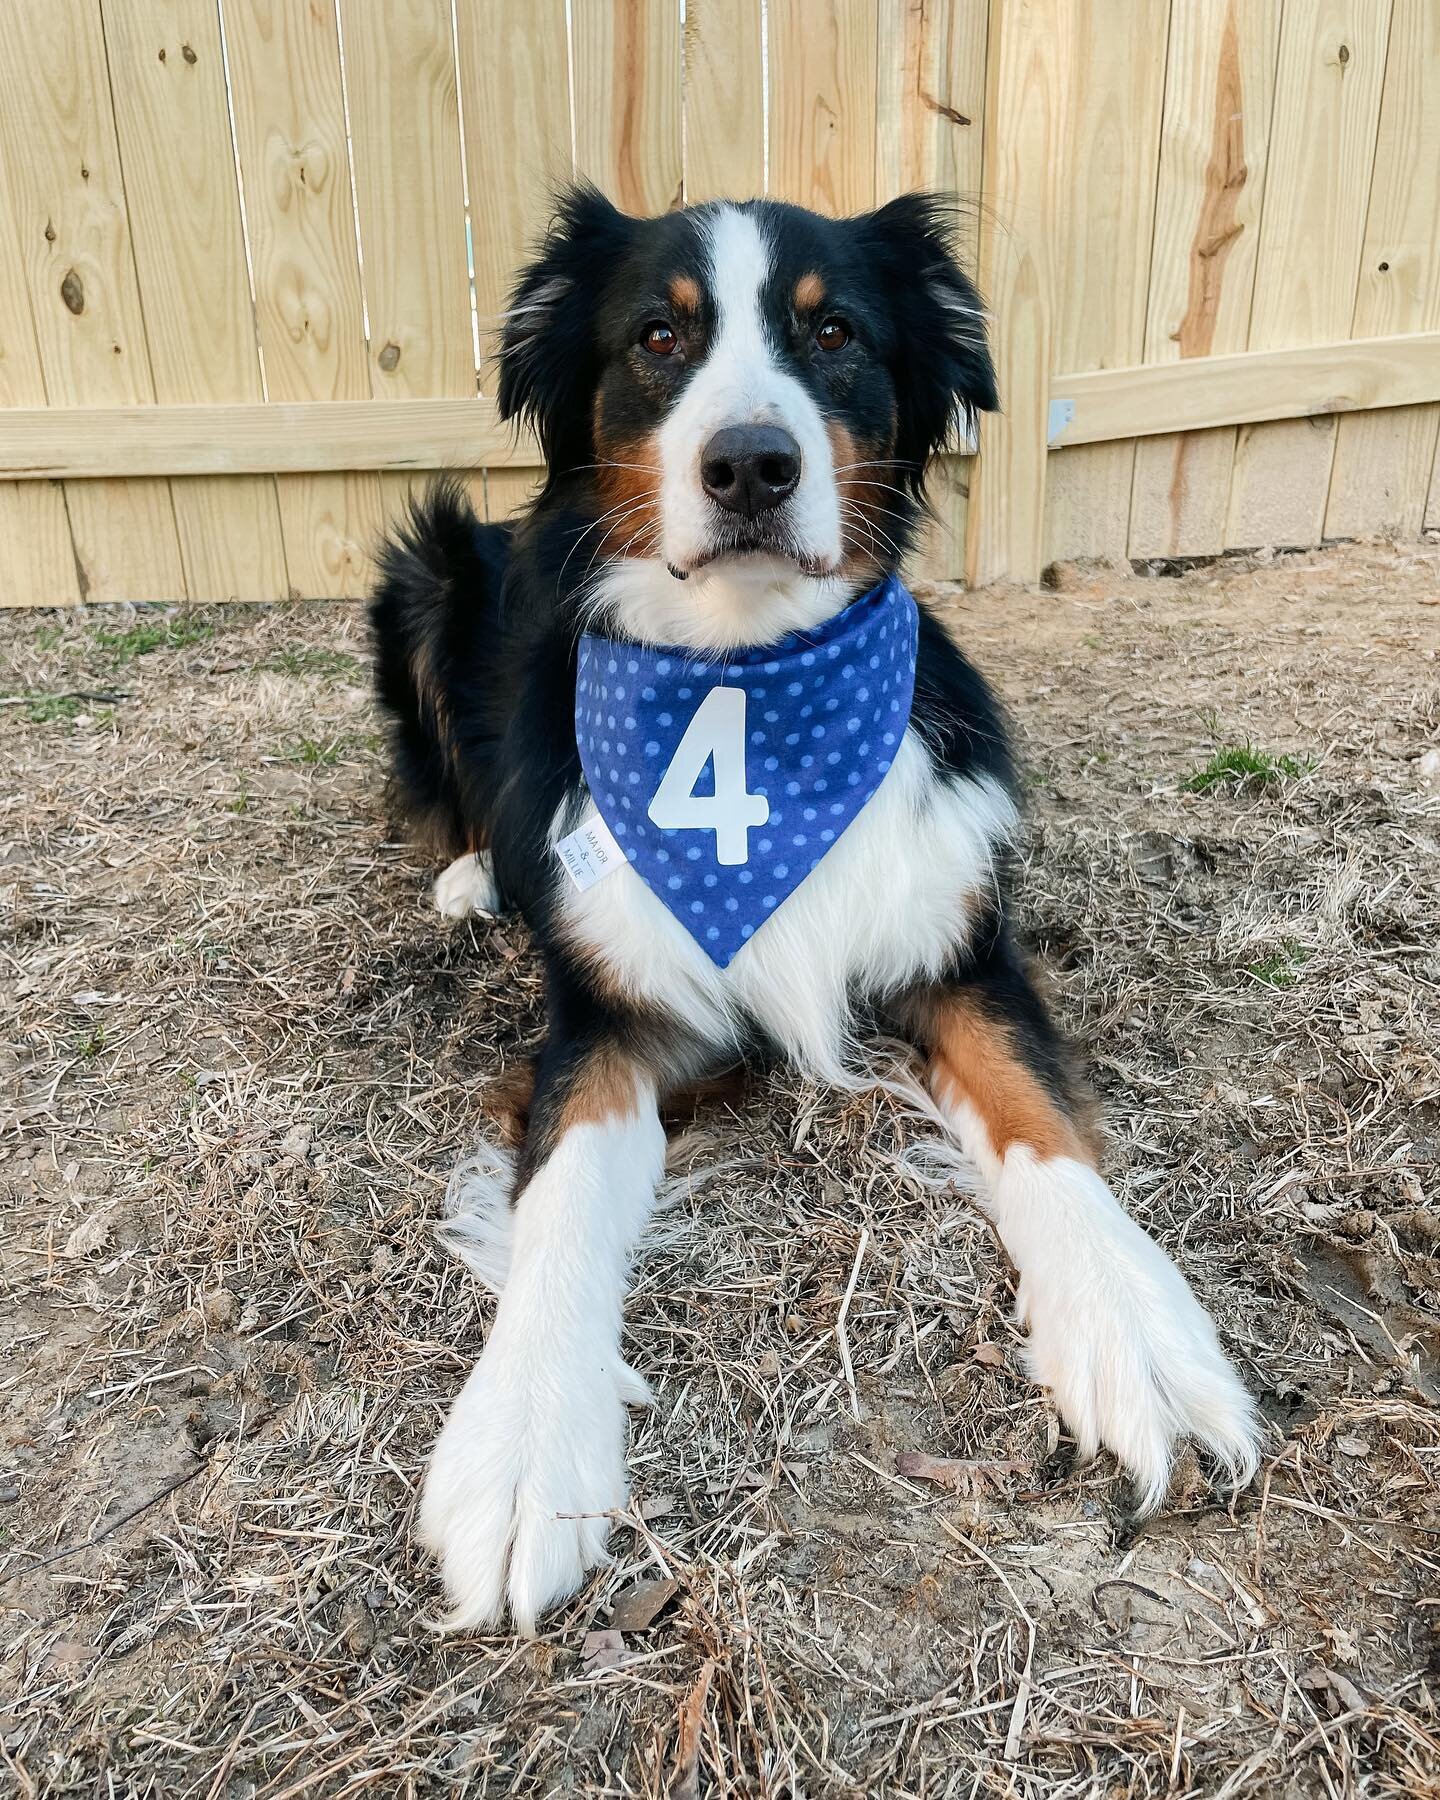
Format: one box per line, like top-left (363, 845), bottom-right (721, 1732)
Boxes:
top-left (915, 982), bottom-right (1260, 1512)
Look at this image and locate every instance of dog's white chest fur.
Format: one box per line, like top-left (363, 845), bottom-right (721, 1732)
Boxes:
top-left (556, 730), bottom-right (1017, 1081)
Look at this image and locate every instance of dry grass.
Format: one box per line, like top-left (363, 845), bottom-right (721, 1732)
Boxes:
top-left (2, 539), bottom-right (1438, 1797)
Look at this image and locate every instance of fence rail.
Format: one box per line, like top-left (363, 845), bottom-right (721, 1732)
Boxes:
top-left (2, 0), bottom-right (1438, 608)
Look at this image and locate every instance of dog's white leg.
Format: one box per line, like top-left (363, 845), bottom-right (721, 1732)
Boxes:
top-left (434, 850), bottom-right (500, 919)
top-left (921, 992), bottom-right (1260, 1512)
top-left (418, 1068), bottom-right (662, 1633)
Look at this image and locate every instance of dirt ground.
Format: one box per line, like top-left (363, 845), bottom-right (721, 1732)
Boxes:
top-left (2, 539), bottom-right (1438, 1798)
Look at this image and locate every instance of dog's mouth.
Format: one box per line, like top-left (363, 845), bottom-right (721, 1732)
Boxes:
top-left (667, 522), bottom-right (837, 583)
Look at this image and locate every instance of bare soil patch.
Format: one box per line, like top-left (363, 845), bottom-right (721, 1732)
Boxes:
top-left (2, 541), bottom-right (1438, 1796)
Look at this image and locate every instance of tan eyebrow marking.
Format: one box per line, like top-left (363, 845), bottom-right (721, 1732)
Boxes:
top-left (669, 274), bottom-right (701, 313)
top-left (795, 271), bottom-right (826, 311)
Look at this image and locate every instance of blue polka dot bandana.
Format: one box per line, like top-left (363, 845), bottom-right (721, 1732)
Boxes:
top-left (574, 572), bottom-right (919, 966)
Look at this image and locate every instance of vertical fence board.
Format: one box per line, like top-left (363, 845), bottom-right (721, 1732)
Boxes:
top-left (966, 0), bottom-right (1066, 586)
top-left (1329, 402), bottom-right (1440, 541)
top-left (1225, 0), bottom-right (1392, 549)
top-left (1427, 433), bottom-right (1440, 531)
top-left (339, 0), bottom-right (477, 534)
top-left (769, 0), bottom-right (879, 213)
top-left (1128, 0), bottom-right (1282, 560)
top-left (1040, 0), bottom-right (1170, 567)
top-left (875, 0), bottom-right (988, 581)
top-left (458, 0), bottom-right (572, 522)
top-left (101, 0), bottom-right (288, 601)
top-left (874, 0), bottom-right (986, 249)
top-left (222, 0), bottom-right (382, 598)
top-left (0, 482), bottom-right (76, 609)
top-left (0, 125), bottom-right (80, 606)
top-left (684, 0), bottom-right (765, 203)
top-left (342, 0), bottom-right (472, 403)
top-left (0, 0), bottom-right (185, 603)
top-left (1323, 0), bottom-right (1440, 541)
top-left (573, 0), bottom-right (682, 217)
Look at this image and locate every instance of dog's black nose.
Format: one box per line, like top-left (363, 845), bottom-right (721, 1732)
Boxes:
top-left (700, 425), bottom-right (802, 517)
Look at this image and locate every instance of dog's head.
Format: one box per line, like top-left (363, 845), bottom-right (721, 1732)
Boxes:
top-left (498, 187), bottom-right (995, 644)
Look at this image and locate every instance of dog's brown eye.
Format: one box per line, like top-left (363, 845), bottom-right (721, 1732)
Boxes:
top-left (815, 318), bottom-right (850, 352)
top-left (642, 321), bottom-right (678, 356)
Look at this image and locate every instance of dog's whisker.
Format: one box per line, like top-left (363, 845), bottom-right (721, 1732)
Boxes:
top-left (558, 499), bottom-right (659, 591)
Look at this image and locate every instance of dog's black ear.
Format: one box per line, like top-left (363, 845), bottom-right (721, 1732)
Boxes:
top-left (860, 193), bottom-right (996, 487)
top-left (497, 185), bottom-right (633, 470)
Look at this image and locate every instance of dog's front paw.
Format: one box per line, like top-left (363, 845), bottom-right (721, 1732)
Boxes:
top-left (433, 851), bottom-right (499, 920)
top-left (416, 1338), bottom-right (632, 1634)
top-left (1011, 1163), bottom-right (1261, 1514)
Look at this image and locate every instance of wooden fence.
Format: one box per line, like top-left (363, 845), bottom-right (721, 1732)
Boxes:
top-left (2, 0), bottom-right (1438, 607)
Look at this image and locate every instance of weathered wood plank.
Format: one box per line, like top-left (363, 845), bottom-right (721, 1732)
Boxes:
top-left (458, 0), bottom-right (572, 521)
top-left (1128, 0), bottom-right (1282, 559)
top-left (0, 100), bottom-right (80, 606)
top-left (1427, 432), bottom-right (1440, 532)
top-left (1323, 0), bottom-right (1440, 542)
top-left (101, 0), bottom-right (288, 600)
top-left (966, 0), bottom-right (1064, 586)
top-left (1051, 333), bottom-right (1440, 444)
top-left (1225, 0), bottom-right (1392, 550)
top-left (9, 332), bottom-right (1439, 481)
top-left (769, 0), bottom-right (880, 214)
top-left (342, 0), bottom-right (473, 401)
top-left (572, 0), bottom-right (682, 215)
top-left (875, 0), bottom-right (987, 582)
top-left (0, 0), bottom-right (184, 602)
top-left (0, 398), bottom-right (526, 477)
top-left (684, 0), bottom-right (765, 203)
top-left (223, 0), bottom-right (382, 598)
top-left (1040, 0), bottom-right (1170, 567)
top-left (340, 0), bottom-right (476, 542)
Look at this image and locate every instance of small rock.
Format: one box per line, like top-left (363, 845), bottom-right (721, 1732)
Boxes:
top-left (609, 1576), bottom-right (680, 1631)
top-left (1336, 1435), bottom-right (1371, 1458)
top-left (279, 1123), bottom-right (313, 1161)
top-left (582, 1629), bottom-right (631, 1672)
top-left (201, 1288), bottom-right (237, 1329)
top-left (62, 1203), bottom-right (117, 1258)
top-left (338, 1595), bottom-right (376, 1655)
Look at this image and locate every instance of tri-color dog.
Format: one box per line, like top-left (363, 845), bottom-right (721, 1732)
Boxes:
top-left (371, 185), bottom-right (1260, 1633)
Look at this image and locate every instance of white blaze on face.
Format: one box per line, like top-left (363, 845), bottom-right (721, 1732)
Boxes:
top-left (657, 206), bottom-right (841, 577)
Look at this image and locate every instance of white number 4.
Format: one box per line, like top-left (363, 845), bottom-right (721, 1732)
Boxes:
top-left (647, 685), bottom-right (769, 865)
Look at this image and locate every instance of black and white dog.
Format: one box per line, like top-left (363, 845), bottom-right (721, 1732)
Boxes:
top-left (371, 186), bottom-right (1260, 1633)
